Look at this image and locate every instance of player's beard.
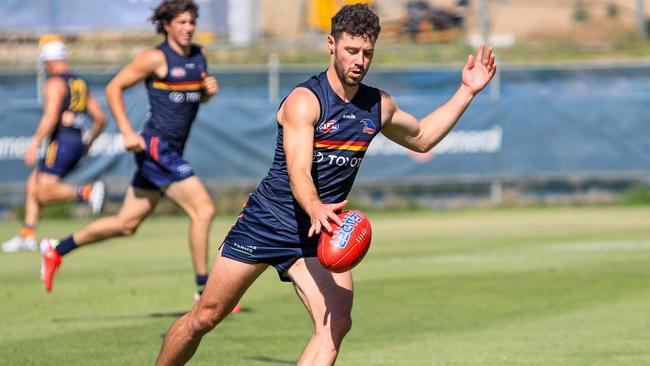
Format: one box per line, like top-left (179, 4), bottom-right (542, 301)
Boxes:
top-left (334, 55), bottom-right (366, 86)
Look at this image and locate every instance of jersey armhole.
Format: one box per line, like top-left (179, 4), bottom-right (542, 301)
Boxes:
top-left (375, 87), bottom-right (383, 132)
top-left (143, 48), bottom-right (169, 86)
top-left (300, 85), bottom-right (323, 126)
top-left (277, 86), bottom-right (323, 126)
top-left (158, 48), bottom-right (170, 80)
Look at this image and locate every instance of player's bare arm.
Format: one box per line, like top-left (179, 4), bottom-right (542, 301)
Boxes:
top-left (84, 93), bottom-right (106, 149)
top-left (24, 77), bottom-right (66, 166)
top-left (105, 48), bottom-right (166, 152)
top-left (280, 87), bottom-right (346, 237)
top-left (381, 45), bottom-right (496, 152)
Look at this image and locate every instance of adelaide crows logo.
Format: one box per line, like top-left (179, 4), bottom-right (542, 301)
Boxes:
top-left (360, 119), bottom-right (376, 134)
top-left (318, 119), bottom-right (339, 133)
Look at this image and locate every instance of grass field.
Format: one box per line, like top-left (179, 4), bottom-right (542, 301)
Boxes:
top-left (1, 206), bottom-right (649, 365)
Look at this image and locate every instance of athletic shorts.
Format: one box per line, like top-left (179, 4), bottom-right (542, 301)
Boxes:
top-left (221, 193), bottom-right (318, 282)
top-left (131, 134), bottom-right (194, 191)
top-left (38, 133), bottom-right (85, 178)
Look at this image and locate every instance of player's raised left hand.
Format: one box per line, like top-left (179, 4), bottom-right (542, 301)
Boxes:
top-left (461, 44), bottom-right (497, 95)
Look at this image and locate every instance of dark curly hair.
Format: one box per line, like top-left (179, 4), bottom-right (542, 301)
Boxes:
top-left (331, 4), bottom-right (381, 41)
top-left (149, 0), bottom-right (199, 35)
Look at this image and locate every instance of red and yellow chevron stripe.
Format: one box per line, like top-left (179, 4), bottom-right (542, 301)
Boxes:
top-left (152, 80), bottom-right (202, 91)
top-left (314, 139), bottom-right (369, 152)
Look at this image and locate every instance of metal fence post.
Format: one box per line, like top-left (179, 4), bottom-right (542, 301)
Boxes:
top-left (479, 0), bottom-right (490, 44)
top-left (36, 63), bottom-right (45, 105)
top-left (490, 55), bottom-right (501, 102)
top-left (490, 180), bottom-right (503, 205)
top-left (637, 0), bottom-right (647, 40)
top-left (268, 53), bottom-right (279, 104)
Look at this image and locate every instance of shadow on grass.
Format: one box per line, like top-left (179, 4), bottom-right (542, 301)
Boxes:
top-left (244, 356), bottom-right (295, 365)
top-left (51, 311), bottom-right (187, 323)
top-left (51, 306), bottom-right (253, 323)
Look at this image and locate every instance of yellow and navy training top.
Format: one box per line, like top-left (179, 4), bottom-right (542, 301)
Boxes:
top-left (51, 73), bottom-right (89, 139)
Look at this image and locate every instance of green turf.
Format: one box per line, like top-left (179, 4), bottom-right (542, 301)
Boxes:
top-left (1, 206), bottom-right (649, 365)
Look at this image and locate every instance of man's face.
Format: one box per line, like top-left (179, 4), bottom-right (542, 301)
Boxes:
top-left (43, 59), bottom-right (65, 74)
top-left (329, 32), bottom-right (375, 86)
top-left (164, 11), bottom-right (196, 47)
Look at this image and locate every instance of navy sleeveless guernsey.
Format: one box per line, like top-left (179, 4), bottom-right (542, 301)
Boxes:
top-left (222, 71), bottom-right (382, 278)
top-left (143, 41), bottom-right (206, 151)
top-left (257, 71), bottom-right (382, 231)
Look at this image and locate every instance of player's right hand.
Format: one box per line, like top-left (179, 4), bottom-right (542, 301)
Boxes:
top-left (24, 142), bottom-right (39, 167)
top-left (123, 132), bottom-right (146, 152)
top-left (307, 200), bottom-right (348, 238)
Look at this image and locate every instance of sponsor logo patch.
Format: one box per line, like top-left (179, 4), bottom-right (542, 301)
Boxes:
top-left (169, 92), bottom-right (185, 103)
top-left (318, 119), bottom-right (339, 133)
top-left (170, 66), bottom-right (187, 79)
top-left (177, 164), bottom-right (193, 176)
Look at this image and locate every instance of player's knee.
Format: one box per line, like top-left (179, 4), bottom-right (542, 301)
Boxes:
top-left (194, 200), bottom-right (215, 222)
top-left (35, 179), bottom-right (59, 203)
top-left (317, 314), bottom-right (352, 343)
top-left (36, 189), bottom-right (53, 204)
top-left (190, 308), bottom-right (222, 335)
top-left (118, 221), bottom-right (140, 236)
top-left (330, 315), bottom-right (352, 340)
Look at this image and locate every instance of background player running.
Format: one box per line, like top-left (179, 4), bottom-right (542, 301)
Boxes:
top-left (2, 39), bottom-right (106, 253)
top-left (39, 0), bottom-right (220, 302)
top-left (155, 4), bottom-right (496, 365)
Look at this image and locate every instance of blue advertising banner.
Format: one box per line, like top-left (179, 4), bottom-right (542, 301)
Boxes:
top-left (1, 66), bottom-right (649, 192)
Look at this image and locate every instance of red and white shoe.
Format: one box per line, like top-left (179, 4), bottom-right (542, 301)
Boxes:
top-left (89, 181), bottom-right (105, 214)
top-left (2, 235), bottom-right (36, 252)
top-left (229, 303), bottom-right (242, 314)
top-left (40, 239), bottom-right (62, 292)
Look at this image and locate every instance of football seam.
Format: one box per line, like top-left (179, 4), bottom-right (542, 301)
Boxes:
top-left (329, 226), bottom-right (371, 270)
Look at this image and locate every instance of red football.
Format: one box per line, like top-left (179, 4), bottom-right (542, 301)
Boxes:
top-left (318, 210), bottom-right (372, 273)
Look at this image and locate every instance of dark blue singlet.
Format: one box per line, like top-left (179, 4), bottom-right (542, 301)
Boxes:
top-left (132, 41), bottom-right (206, 190)
top-left (39, 73), bottom-right (88, 177)
top-left (222, 71), bottom-right (382, 280)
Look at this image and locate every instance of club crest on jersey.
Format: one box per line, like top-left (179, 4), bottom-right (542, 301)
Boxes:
top-left (360, 119), bottom-right (376, 134)
top-left (170, 67), bottom-right (187, 79)
top-left (318, 119), bottom-right (339, 133)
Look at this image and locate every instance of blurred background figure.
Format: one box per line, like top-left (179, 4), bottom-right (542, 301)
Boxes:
top-left (1, 37), bottom-right (106, 253)
top-left (38, 0), bottom-right (221, 303)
